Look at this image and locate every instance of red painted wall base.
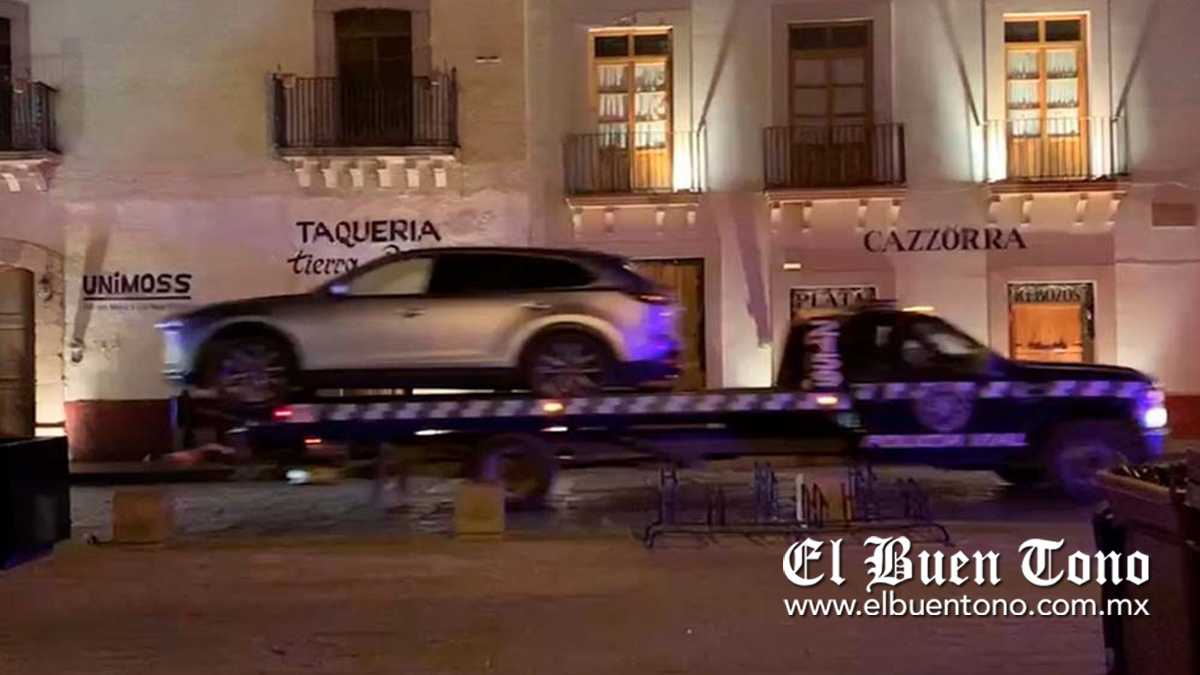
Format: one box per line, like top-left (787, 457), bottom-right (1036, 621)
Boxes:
top-left (65, 400), bottom-right (173, 462)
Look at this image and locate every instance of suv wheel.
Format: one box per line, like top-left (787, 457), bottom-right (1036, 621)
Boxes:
top-left (1045, 421), bottom-right (1130, 502)
top-left (523, 332), bottom-right (611, 397)
top-left (203, 336), bottom-right (294, 414)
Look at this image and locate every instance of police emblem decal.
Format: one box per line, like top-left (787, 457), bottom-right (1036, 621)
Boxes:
top-left (913, 383), bottom-right (975, 433)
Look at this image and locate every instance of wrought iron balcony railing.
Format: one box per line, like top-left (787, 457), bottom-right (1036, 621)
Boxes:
top-left (764, 122), bottom-right (906, 190)
top-left (272, 70), bottom-right (458, 151)
top-left (563, 130), bottom-right (704, 196)
top-left (985, 116), bottom-right (1128, 183)
top-left (0, 81), bottom-right (58, 153)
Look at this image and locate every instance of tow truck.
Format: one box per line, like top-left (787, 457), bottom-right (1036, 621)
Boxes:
top-left (226, 302), bottom-right (1169, 505)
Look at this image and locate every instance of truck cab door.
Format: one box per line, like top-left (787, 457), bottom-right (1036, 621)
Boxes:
top-left (852, 314), bottom-right (1028, 463)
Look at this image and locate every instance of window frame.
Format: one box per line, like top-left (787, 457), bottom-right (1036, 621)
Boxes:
top-left (787, 20), bottom-right (874, 131)
top-left (1003, 14), bottom-right (1090, 138)
top-left (587, 27), bottom-right (674, 144)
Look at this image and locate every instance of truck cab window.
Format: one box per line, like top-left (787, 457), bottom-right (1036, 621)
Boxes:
top-left (898, 318), bottom-right (991, 376)
top-left (839, 315), bottom-right (896, 382)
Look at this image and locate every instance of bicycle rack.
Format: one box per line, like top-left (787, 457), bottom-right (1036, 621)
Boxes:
top-left (638, 461), bottom-right (952, 549)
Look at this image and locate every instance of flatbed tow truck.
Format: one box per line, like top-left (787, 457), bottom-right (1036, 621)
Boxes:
top-left (213, 303), bottom-right (1169, 506)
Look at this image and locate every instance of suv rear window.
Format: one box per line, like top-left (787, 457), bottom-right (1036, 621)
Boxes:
top-left (428, 253), bottom-right (595, 294)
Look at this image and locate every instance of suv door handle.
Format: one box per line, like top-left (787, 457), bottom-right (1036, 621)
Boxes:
top-left (521, 302), bottom-right (552, 312)
top-left (398, 307), bottom-right (424, 318)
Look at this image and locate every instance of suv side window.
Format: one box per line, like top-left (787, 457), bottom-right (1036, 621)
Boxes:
top-left (429, 253), bottom-right (595, 295)
top-left (344, 256), bottom-right (433, 296)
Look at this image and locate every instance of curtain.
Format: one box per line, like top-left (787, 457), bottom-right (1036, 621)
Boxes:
top-left (1011, 303), bottom-right (1084, 362)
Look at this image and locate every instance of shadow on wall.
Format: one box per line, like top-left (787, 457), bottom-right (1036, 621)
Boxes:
top-left (694, 4), bottom-right (771, 346)
top-left (934, 0), bottom-right (981, 181)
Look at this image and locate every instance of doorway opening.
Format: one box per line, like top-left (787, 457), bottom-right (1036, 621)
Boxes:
top-left (0, 266), bottom-right (34, 438)
top-left (1008, 281), bottom-right (1095, 363)
top-left (629, 258), bottom-right (706, 390)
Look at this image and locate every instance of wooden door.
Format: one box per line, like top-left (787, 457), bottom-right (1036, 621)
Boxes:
top-left (1003, 16), bottom-right (1088, 180)
top-left (0, 267), bottom-right (34, 438)
top-left (788, 22), bottom-right (872, 187)
top-left (630, 259), bottom-right (705, 390)
top-left (336, 9), bottom-right (414, 146)
top-left (591, 31), bottom-right (672, 192)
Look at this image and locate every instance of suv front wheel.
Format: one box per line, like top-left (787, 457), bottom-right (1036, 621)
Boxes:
top-left (522, 331), bottom-right (612, 398)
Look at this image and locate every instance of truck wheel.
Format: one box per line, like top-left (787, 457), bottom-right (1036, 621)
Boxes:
top-left (470, 434), bottom-right (558, 511)
top-left (993, 467), bottom-right (1046, 488)
top-left (1044, 421), bottom-right (1130, 502)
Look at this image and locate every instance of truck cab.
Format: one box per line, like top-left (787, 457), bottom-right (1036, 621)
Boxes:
top-left (780, 304), bottom-right (1168, 498)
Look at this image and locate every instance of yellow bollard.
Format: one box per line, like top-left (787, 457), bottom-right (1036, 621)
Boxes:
top-left (112, 488), bottom-right (175, 544)
top-left (453, 481), bottom-right (505, 540)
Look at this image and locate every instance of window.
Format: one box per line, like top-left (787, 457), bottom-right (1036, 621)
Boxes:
top-left (589, 29), bottom-right (672, 189)
top-left (0, 17), bottom-right (10, 151)
top-left (1004, 15), bottom-right (1088, 178)
top-left (345, 256), bottom-right (432, 296)
top-left (789, 22), bottom-right (871, 131)
top-left (1008, 282), bottom-right (1094, 363)
top-left (335, 9), bottom-right (414, 145)
top-left (428, 254), bottom-right (595, 295)
top-left (786, 22), bottom-right (875, 187)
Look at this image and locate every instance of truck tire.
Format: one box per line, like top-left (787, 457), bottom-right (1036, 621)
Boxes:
top-left (469, 434), bottom-right (558, 511)
top-left (1044, 421), bottom-right (1132, 502)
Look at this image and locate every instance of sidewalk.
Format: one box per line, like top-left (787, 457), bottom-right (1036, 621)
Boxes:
top-left (1, 524), bottom-right (1108, 675)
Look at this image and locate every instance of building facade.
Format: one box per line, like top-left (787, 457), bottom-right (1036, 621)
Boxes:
top-left (3, 0), bottom-right (1200, 460)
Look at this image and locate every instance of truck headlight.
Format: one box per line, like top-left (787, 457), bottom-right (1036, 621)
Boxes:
top-left (1139, 387), bottom-right (1168, 430)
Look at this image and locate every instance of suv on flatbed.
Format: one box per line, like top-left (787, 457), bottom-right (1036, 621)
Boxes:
top-left (159, 247), bottom-right (681, 410)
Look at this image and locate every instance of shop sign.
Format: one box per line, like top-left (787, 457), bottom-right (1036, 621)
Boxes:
top-left (863, 227), bottom-right (1027, 253)
top-left (81, 271), bottom-right (194, 311)
top-left (792, 286), bottom-right (878, 313)
top-left (1009, 282), bottom-right (1092, 305)
top-left (288, 219), bottom-right (443, 276)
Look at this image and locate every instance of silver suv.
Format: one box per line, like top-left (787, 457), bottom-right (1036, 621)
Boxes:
top-left (159, 247), bottom-right (681, 410)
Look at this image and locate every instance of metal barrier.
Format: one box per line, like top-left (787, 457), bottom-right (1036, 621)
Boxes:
top-left (638, 462), bottom-right (951, 549)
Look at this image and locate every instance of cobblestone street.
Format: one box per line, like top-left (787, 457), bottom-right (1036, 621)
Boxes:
top-left (3, 524), bottom-right (1106, 675)
top-left (0, 464), bottom-right (1123, 674)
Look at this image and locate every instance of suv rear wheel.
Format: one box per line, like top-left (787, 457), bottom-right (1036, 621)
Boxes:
top-left (522, 331), bottom-right (612, 398)
top-left (202, 335), bottom-right (295, 414)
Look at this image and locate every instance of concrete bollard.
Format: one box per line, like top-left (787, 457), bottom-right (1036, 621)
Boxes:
top-left (112, 488), bottom-right (175, 544)
top-left (453, 481), bottom-right (505, 540)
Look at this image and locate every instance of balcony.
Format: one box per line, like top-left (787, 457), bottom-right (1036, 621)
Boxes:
top-left (0, 81), bottom-right (58, 192)
top-left (563, 130), bottom-right (704, 198)
top-left (272, 71), bottom-right (459, 190)
top-left (273, 70), bottom-right (457, 151)
top-left (763, 123), bottom-right (906, 192)
top-left (985, 116), bottom-right (1128, 187)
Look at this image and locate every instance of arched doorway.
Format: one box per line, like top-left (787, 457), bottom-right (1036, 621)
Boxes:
top-left (0, 265), bottom-right (34, 438)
